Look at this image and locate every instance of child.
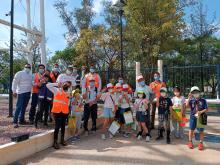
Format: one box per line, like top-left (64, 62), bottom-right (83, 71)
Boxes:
top-left (35, 74), bottom-right (53, 128)
top-left (100, 83), bottom-right (117, 140)
top-left (134, 90), bottom-right (150, 142)
top-left (114, 83), bottom-right (122, 122)
top-left (118, 84), bottom-right (133, 138)
top-left (186, 86), bottom-right (208, 150)
top-left (172, 86), bottom-right (186, 139)
top-left (70, 89), bottom-right (83, 141)
top-left (156, 87), bottom-right (173, 144)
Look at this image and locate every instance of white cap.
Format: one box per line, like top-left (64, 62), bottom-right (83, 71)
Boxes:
top-left (115, 83), bottom-right (122, 88)
top-left (190, 86), bottom-right (200, 92)
top-left (160, 87), bottom-right (168, 93)
top-left (122, 84), bottom-right (129, 90)
top-left (107, 83), bottom-right (114, 89)
top-left (136, 75), bottom-right (144, 81)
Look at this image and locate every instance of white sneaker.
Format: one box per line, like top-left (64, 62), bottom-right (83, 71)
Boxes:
top-left (146, 136), bottom-right (150, 142)
top-left (109, 133), bottom-right (113, 139)
top-left (137, 135), bottom-right (142, 140)
top-left (101, 134), bottom-right (106, 140)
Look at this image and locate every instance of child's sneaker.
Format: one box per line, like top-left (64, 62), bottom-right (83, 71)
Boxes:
top-left (137, 135), bottom-right (142, 140)
top-left (187, 141), bottom-right (194, 149)
top-left (146, 135), bottom-right (150, 142)
top-left (198, 143), bottom-right (204, 151)
top-left (123, 133), bottom-right (129, 138)
top-left (76, 135), bottom-right (80, 141)
top-left (101, 134), bottom-right (106, 140)
top-left (109, 133), bottom-right (113, 139)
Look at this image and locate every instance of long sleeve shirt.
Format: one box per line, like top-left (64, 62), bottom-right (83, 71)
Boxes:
top-left (12, 70), bottom-right (33, 94)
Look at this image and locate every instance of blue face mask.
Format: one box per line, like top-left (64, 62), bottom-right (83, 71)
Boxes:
top-left (90, 69), bottom-right (95, 73)
top-left (139, 81), bottom-right (145, 86)
top-left (90, 82), bottom-right (95, 87)
top-left (154, 76), bottom-right (160, 81)
top-left (119, 80), bottom-right (123, 84)
top-left (39, 69), bottom-right (45, 74)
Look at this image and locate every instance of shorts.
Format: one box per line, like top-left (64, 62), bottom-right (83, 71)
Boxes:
top-left (73, 112), bottom-right (82, 129)
top-left (136, 111), bottom-right (148, 123)
top-left (189, 116), bottom-right (205, 132)
top-left (103, 107), bottom-right (114, 118)
top-left (119, 107), bottom-right (131, 124)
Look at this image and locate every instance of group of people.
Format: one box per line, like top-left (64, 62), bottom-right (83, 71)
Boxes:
top-left (11, 63), bottom-right (208, 151)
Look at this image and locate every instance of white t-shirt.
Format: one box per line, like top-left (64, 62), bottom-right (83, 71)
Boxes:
top-left (134, 98), bottom-right (148, 112)
top-left (172, 96), bottom-right (185, 109)
top-left (119, 93), bottom-right (132, 109)
top-left (101, 92), bottom-right (116, 109)
top-left (114, 92), bottom-right (122, 106)
top-left (56, 74), bottom-right (76, 86)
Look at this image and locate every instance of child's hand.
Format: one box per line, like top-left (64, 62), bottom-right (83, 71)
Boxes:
top-left (188, 93), bottom-right (193, 99)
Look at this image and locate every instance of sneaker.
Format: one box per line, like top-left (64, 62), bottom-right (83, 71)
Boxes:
top-left (198, 143), bottom-right (204, 151)
top-left (188, 141), bottom-right (194, 149)
top-left (101, 134), bottom-right (106, 140)
top-left (166, 137), bottom-right (171, 144)
top-left (146, 136), bottom-right (150, 142)
top-left (71, 136), bottom-right (77, 141)
top-left (123, 133), bottom-right (129, 138)
top-left (109, 133), bottom-right (113, 139)
top-left (76, 135), bottom-right (80, 141)
top-left (14, 124), bottom-right (19, 128)
top-left (137, 135), bottom-right (142, 140)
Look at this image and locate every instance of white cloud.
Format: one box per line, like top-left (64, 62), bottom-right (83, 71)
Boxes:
top-left (93, 0), bottom-right (118, 13)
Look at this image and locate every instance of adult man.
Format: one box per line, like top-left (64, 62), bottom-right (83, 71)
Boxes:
top-left (12, 64), bottom-right (33, 128)
top-left (85, 65), bottom-right (102, 91)
top-left (149, 72), bottom-right (166, 129)
top-left (50, 64), bottom-right (60, 83)
top-left (29, 64), bottom-right (45, 124)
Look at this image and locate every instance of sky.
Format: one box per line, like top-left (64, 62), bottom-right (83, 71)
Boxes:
top-left (0, 0), bottom-right (220, 57)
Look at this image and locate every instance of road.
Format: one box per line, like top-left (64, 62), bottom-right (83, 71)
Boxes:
top-left (17, 129), bottom-right (220, 165)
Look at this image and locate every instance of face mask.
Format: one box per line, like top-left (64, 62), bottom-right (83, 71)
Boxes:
top-left (66, 70), bottom-right (72, 75)
top-left (119, 80), bottom-right (123, 84)
top-left (39, 69), bottom-right (45, 74)
top-left (193, 93), bottom-right (200, 99)
top-left (161, 92), bottom-right (166, 97)
top-left (154, 76), bottom-right (160, 81)
top-left (174, 92), bottom-right (180, 96)
top-left (24, 68), bottom-right (31, 73)
top-left (90, 69), bottom-right (95, 73)
top-left (53, 68), bottom-right (59, 72)
top-left (138, 94), bottom-right (144, 98)
top-left (139, 81), bottom-right (145, 86)
top-left (109, 89), bottom-right (113, 93)
top-left (90, 82), bottom-right (95, 87)
top-left (63, 86), bottom-right (69, 91)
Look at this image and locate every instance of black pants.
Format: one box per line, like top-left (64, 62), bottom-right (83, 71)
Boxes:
top-left (150, 102), bottom-right (157, 128)
top-left (53, 113), bottom-right (68, 141)
top-left (35, 99), bottom-right (50, 124)
top-left (29, 93), bottom-right (38, 122)
top-left (83, 104), bottom-right (97, 131)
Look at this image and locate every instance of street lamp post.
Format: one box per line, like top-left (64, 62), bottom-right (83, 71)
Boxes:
top-left (9, 0), bottom-right (14, 117)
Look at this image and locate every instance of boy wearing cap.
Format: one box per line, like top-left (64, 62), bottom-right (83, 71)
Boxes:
top-left (83, 77), bottom-right (101, 135)
top-left (156, 87), bottom-right (173, 144)
top-left (118, 84), bottom-right (133, 138)
top-left (100, 83), bottom-right (117, 139)
top-left (186, 86), bottom-right (208, 150)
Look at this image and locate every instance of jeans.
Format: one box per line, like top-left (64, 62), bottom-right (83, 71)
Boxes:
top-left (13, 92), bottom-right (31, 124)
top-left (29, 93), bottom-right (39, 122)
top-left (53, 113), bottom-right (68, 141)
top-left (83, 104), bottom-right (97, 131)
top-left (172, 119), bottom-right (184, 138)
top-left (35, 99), bottom-right (50, 124)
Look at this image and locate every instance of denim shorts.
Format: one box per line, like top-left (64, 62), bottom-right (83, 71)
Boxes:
top-left (103, 107), bottom-right (114, 118)
top-left (136, 111), bottom-right (148, 123)
top-left (189, 116), bottom-right (204, 132)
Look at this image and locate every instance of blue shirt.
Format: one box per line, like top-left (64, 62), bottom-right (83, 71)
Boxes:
top-left (189, 98), bottom-right (208, 116)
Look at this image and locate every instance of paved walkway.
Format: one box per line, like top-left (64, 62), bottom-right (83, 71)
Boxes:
top-left (17, 129), bottom-right (220, 165)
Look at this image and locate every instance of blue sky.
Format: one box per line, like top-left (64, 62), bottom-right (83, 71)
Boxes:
top-left (0, 0), bottom-right (219, 57)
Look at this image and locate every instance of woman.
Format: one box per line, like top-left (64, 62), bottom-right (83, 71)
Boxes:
top-left (46, 81), bottom-right (72, 149)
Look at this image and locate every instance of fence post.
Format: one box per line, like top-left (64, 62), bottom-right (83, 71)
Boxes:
top-left (217, 65), bottom-right (220, 113)
top-left (158, 60), bottom-right (163, 81)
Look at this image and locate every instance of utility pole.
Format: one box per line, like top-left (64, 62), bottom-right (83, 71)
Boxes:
top-left (9, 0), bottom-right (14, 117)
top-left (40, 0), bottom-right (46, 66)
top-left (119, 9), bottom-right (124, 78)
top-left (26, 0), bottom-right (33, 65)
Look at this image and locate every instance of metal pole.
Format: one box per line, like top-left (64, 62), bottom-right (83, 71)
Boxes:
top-left (26, 0), bottom-right (33, 65)
top-left (9, 0), bottom-right (14, 117)
top-left (40, 0), bottom-right (46, 66)
top-left (119, 9), bottom-right (123, 78)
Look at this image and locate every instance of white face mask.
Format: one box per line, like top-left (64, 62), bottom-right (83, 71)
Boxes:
top-left (109, 89), bottom-right (113, 93)
top-left (24, 68), bottom-right (31, 73)
top-left (193, 93), bottom-right (200, 99)
top-left (66, 70), bottom-right (72, 75)
top-left (138, 94), bottom-right (143, 98)
top-left (161, 92), bottom-right (167, 97)
top-left (174, 92), bottom-right (180, 96)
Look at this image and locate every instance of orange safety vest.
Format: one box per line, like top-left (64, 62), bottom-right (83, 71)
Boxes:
top-left (50, 72), bottom-right (59, 83)
top-left (52, 90), bottom-right (69, 114)
top-left (32, 73), bottom-right (42, 93)
top-left (149, 81), bottom-right (166, 98)
top-left (85, 73), bottom-right (100, 88)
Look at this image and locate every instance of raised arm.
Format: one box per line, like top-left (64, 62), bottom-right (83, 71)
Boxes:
top-left (46, 83), bottom-right (59, 95)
